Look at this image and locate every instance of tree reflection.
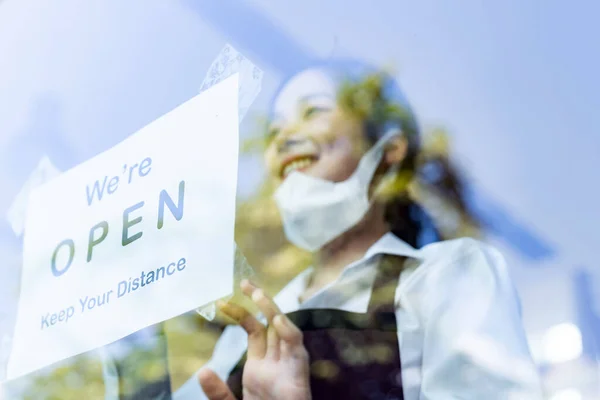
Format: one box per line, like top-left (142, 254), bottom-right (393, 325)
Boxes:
top-left (17, 74), bottom-right (481, 399)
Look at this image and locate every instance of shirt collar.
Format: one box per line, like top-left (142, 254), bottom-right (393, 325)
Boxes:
top-left (274, 232), bottom-right (424, 311)
top-left (337, 232), bottom-right (424, 280)
top-left (364, 231), bottom-right (424, 261)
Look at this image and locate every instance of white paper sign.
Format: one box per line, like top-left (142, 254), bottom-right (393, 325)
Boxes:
top-left (6, 75), bottom-right (239, 380)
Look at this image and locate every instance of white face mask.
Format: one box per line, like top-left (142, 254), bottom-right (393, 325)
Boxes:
top-left (274, 130), bottom-right (400, 251)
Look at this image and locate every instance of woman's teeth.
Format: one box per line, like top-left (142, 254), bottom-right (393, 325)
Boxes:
top-left (283, 158), bottom-right (315, 176)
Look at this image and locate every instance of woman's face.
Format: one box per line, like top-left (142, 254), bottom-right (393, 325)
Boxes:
top-left (264, 68), bottom-right (369, 187)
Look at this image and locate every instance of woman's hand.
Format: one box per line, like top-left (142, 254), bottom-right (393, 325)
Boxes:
top-left (198, 280), bottom-right (311, 400)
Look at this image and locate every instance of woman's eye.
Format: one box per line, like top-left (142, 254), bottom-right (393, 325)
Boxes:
top-left (303, 106), bottom-right (328, 119)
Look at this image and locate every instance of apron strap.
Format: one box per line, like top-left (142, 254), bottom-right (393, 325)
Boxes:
top-left (367, 254), bottom-right (406, 315)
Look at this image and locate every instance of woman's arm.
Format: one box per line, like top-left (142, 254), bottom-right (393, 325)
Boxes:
top-left (414, 239), bottom-right (544, 399)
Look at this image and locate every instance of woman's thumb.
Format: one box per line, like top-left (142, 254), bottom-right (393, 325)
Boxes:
top-left (198, 368), bottom-right (236, 400)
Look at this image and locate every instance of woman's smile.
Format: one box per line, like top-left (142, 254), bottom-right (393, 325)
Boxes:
top-left (280, 155), bottom-right (319, 179)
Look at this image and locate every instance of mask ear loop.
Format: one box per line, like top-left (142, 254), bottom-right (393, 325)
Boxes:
top-left (352, 126), bottom-right (402, 176)
top-left (372, 162), bottom-right (402, 200)
top-left (375, 119), bottom-right (420, 202)
top-left (364, 128), bottom-right (405, 206)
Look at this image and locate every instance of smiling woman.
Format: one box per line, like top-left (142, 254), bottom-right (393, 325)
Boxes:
top-left (263, 60), bottom-right (458, 251)
top-left (173, 58), bottom-right (544, 400)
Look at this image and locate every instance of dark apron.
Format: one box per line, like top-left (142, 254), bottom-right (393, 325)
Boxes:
top-left (227, 255), bottom-right (406, 400)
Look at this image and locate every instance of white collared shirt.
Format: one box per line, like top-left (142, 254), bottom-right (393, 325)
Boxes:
top-left (174, 234), bottom-right (544, 399)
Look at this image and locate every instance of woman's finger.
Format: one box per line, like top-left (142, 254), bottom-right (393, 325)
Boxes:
top-left (242, 282), bottom-right (281, 323)
top-left (217, 301), bottom-right (263, 333)
top-left (273, 314), bottom-right (304, 346)
top-left (240, 279), bottom-right (258, 297)
top-left (280, 340), bottom-right (309, 362)
top-left (275, 315), bottom-right (304, 360)
top-left (266, 324), bottom-right (280, 360)
top-left (198, 368), bottom-right (236, 400)
top-left (217, 301), bottom-right (266, 359)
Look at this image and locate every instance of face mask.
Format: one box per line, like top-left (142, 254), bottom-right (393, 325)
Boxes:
top-left (274, 129), bottom-right (400, 251)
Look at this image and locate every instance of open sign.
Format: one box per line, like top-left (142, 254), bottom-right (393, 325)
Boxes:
top-left (8, 74), bottom-right (239, 380)
top-left (51, 177), bottom-right (185, 278)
